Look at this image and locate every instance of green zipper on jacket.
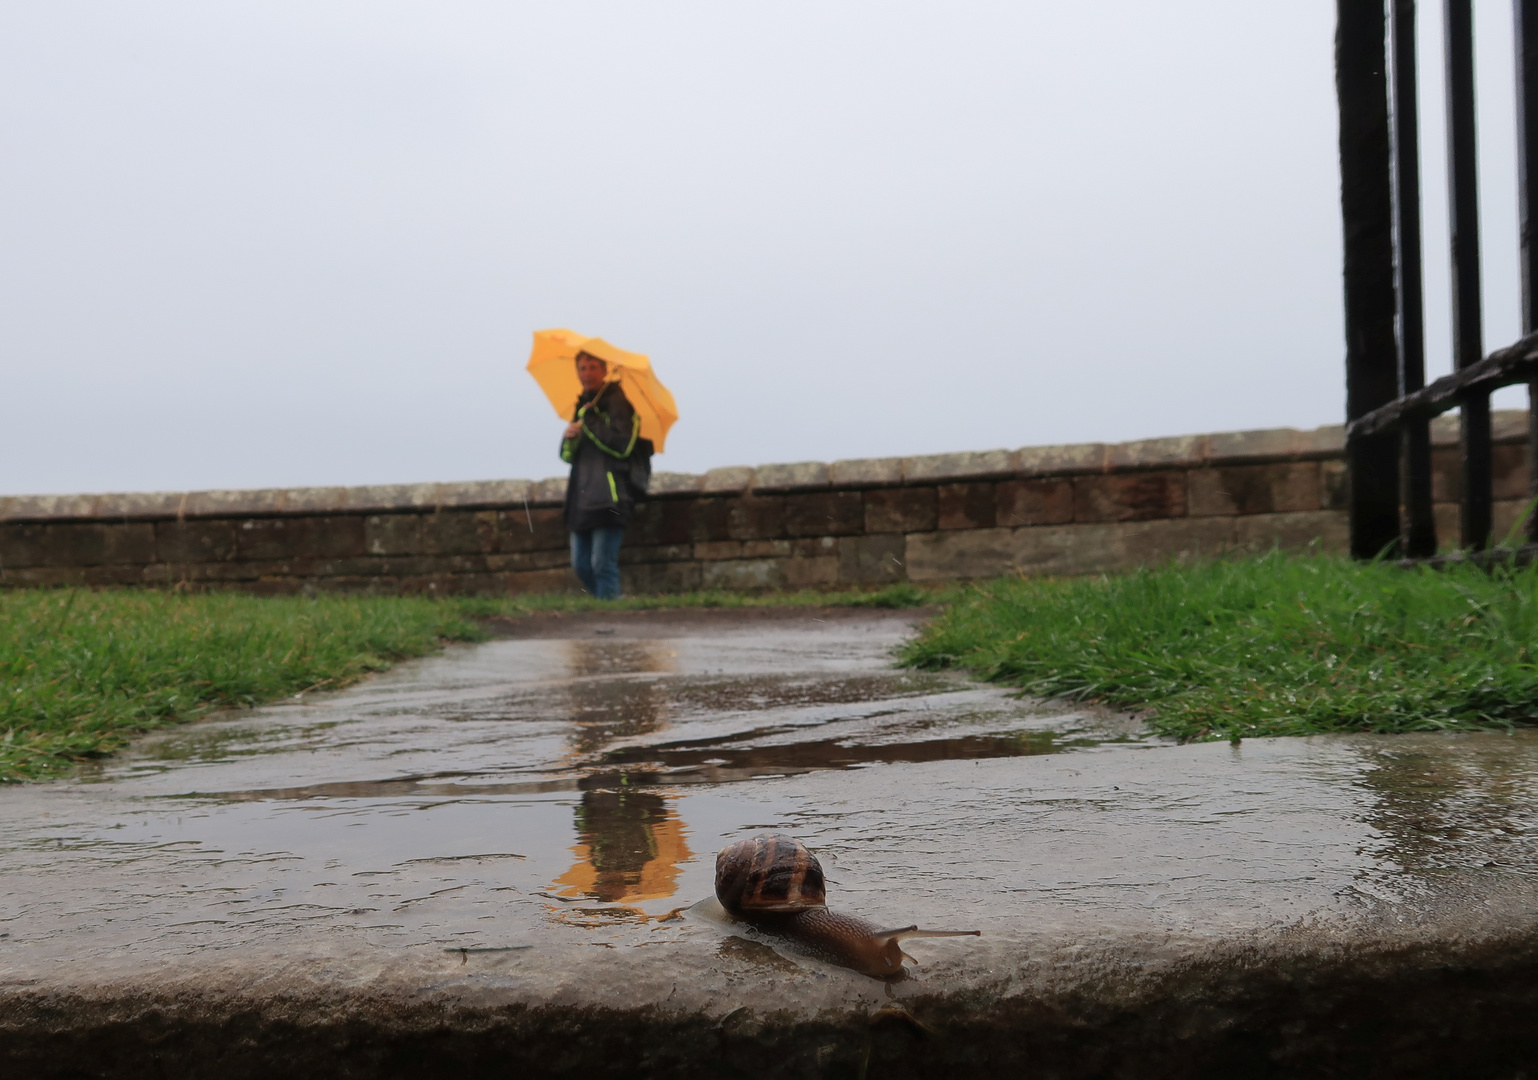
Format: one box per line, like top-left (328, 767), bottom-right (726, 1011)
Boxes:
top-left (607, 471), bottom-right (619, 502)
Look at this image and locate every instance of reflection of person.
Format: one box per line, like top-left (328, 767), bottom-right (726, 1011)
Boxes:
top-left (561, 351), bottom-right (640, 599)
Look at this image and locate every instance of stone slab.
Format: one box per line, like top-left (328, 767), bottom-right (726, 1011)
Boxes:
top-left (1, 615), bottom-right (1535, 1077)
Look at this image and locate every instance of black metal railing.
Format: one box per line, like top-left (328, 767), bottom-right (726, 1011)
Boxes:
top-left (1337, 0), bottom-right (1538, 558)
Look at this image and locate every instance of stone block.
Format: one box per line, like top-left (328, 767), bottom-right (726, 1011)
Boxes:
top-left (182, 488), bottom-right (288, 518)
top-left (905, 527), bottom-right (1019, 582)
top-left (1432, 446), bottom-right (1460, 503)
top-left (838, 533), bottom-right (906, 584)
top-left (695, 540), bottom-right (743, 561)
top-left (702, 466), bottom-right (754, 494)
top-left (1493, 442), bottom-right (1529, 500)
top-left (1104, 435), bottom-right (1206, 470)
top-left (1014, 442), bottom-right (1107, 477)
top-left (1431, 441), bottom-right (1528, 503)
top-left (786, 554), bottom-right (841, 587)
top-left (346, 483), bottom-right (442, 513)
top-left (793, 536), bottom-right (839, 557)
top-left (508, 567), bottom-right (577, 595)
top-left (937, 483), bottom-right (997, 530)
top-left (277, 487), bottom-right (353, 514)
top-left (996, 479), bottom-right (1073, 527)
top-left (499, 507), bottom-right (567, 553)
top-left (1232, 511), bottom-right (1350, 554)
top-left (689, 498), bottom-right (734, 543)
top-left (1187, 462), bottom-right (1321, 517)
top-left (864, 488), bottom-right (936, 534)
top-left (829, 457), bottom-right (903, 487)
top-left (1011, 518), bottom-right (1236, 578)
top-left (1073, 471), bottom-right (1188, 522)
top-left (902, 449), bottom-right (1014, 484)
top-left (487, 548), bottom-right (571, 572)
top-left (0, 565), bottom-right (87, 587)
top-left (236, 516), bottom-right (366, 561)
top-left (156, 520), bottom-right (239, 563)
top-left (89, 491), bottom-right (184, 520)
top-left (365, 514), bottom-right (423, 557)
top-left (0, 523), bottom-right (46, 568)
top-left (701, 558), bottom-right (786, 591)
top-left (1304, 424), bottom-right (1347, 454)
top-left (0, 494), bottom-right (100, 522)
top-left (728, 495), bottom-right (785, 541)
top-left (34, 522), bottom-right (157, 567)
top-left (752, 462), bottom-right (829, 492)
top-left (648, 472), bottom-right (703, 496)
top-left (627, 500), bottom-right (692, 546)
top-left (622, 560), bottom-right (703, 595)
top-left (784, 491), bottom-right (864, 537)
top-left (1493, 409), bottom-right (1530, 442)
top-left (529, 477), bottom-right (569, 505)
top-left (1202, 428), bottom-right (1310, 464)
top-left (1321, 460), bottom-right (1349, 510)
top-left (741, 540), bottom-right (793, 558)
top-left (437, 479), bottom-right (533, 509)
top-left (419, 510), bottom-right (497, 556)
top-left (1492, 499), bottom-right (1534, 544)
top-left (616, 542), bottom-right (693, 566)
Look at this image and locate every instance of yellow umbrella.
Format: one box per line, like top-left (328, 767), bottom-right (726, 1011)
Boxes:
top-left (526, 329), bottom-right (679, 453)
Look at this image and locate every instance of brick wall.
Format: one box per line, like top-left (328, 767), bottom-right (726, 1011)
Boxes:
top-left (1, 412), bottom-right (1529, 595)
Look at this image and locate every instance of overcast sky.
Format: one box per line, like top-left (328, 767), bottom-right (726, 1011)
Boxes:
top-left (1, 1), bottom-right (1532, 495)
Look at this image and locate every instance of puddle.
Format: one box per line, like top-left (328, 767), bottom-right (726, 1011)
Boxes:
top-left (3, 612), bottom-right (1537, 973)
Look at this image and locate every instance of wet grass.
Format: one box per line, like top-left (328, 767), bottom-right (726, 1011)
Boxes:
top-left (0, 583), bottom-right (934, 781)
top-left (899, 552), bottom-right (1538, 742)
top-left (0, 591), bottom-right (486, 782)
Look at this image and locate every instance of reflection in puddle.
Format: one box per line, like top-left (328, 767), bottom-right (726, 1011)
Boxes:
top-left (552, 790), bottom-right (692, 907)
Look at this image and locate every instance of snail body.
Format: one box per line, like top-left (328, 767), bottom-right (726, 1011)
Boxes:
top-left (714, 833), bottom-right (979, 979)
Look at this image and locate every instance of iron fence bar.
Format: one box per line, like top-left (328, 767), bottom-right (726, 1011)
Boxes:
top-left (1339, 0), bottom-right (1403, 559)
top-left (1516, 0), bottom-right (1538, 540)
top-left (1346, 328), bottom-right (1538, 436)
top-left (1390, 0), bottom-right (1437, 556)
top-left (1445, 0), bottom-right (1494, 549)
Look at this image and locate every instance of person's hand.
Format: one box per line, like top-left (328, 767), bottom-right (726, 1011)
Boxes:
top-left (564, 422), bottom-right (582, 439)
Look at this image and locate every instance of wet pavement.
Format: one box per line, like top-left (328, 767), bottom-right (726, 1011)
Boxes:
top-left (3, 607), bottom-right (1538, 1078)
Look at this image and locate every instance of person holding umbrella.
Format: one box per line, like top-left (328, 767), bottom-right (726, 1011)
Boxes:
top-left (560, 349), bottom-right (642, 598)
top-left (527, 330), bottom-right (678, 599)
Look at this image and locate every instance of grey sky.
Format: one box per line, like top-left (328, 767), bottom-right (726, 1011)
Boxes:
top-left (0, 1), bottom-right (1530, 495)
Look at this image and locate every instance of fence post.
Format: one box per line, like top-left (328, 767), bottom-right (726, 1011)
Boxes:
top-left (1445, 0), bottom-right (1493, 550)
top-left (1390, 0), bottom-right (1437, 556)
top-left (1516, 0), bottom-right (1538, 542)
top-left (1338, 0), bottom-right (1402, 559)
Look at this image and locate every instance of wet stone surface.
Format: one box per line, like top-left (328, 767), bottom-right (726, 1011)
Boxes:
top-left (3, 607), bottom-right (1538, 1078)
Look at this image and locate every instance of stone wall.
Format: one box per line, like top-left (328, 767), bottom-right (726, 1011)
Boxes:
top-left (1, 412), bottom-right (1530, 595)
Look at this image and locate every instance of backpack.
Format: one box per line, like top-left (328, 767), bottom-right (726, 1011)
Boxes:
top-left (626, 438), bottom-right (654, 499)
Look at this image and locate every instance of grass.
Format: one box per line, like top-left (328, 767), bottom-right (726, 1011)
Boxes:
top-left (0, 590), bottom-right (486, 782)
top-left (0, 583), bottom-right (934, 782)
top-left (899, 551), bottom-right (1538, 742)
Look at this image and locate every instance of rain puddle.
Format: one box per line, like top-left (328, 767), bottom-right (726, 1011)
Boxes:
top-left (5, 609), bottom-right (1533, 971)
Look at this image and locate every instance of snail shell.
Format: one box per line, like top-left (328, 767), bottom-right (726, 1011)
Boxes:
top-left (714, 833), bottom-right (978, 980)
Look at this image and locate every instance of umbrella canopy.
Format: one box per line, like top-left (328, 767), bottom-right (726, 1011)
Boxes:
top-left (526, 329), bottom-right (678, 453)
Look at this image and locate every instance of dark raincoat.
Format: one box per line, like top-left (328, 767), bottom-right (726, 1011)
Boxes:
top-left (561, 383), bottom-right (641, 532)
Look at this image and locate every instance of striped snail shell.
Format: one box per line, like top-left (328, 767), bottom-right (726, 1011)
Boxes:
top-left (713, 832), bottom-right (979, 980)
top-left (715, 832), bottom-right (826, 913)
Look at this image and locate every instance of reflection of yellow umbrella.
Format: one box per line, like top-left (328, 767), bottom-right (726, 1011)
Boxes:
top-left (526, 329), bottom-right (679, 453)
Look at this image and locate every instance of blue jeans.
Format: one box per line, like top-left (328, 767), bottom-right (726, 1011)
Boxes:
top-left (570, 527), bottom-right (624, 599)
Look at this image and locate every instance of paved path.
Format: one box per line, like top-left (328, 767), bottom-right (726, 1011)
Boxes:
top-left (2, 608), bottom-right (1536, 1078)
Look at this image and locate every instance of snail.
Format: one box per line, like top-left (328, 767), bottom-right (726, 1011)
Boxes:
top-left (714, 832), bottom-right (979, 979)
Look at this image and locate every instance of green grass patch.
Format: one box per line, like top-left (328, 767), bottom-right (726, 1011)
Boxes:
top-left (0, 583), bottom-right (936, 781)
top-left (898, 552), bottom-right (1538, 742)
top-left (0, 590), bottom-right (485, 782)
